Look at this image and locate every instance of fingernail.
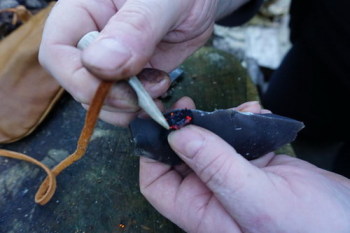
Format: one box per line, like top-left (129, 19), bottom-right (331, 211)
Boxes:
top-left (168, 126), bottom-right (204, 159)
top-left (236, 101), bottom-right (259, 112)
top-left (261, 109), bottom-right (272, 114)
top-left (137, 69), bottom-right (171, 91)
top-left (246, 101), bottom-right (259, 106)
top-left (149, 77), bottom-right (170, 92)
top-left (138, 68), bottom-right (168, 82)
top-left (83, 38), bottom-right (131, 71)
top-left (105, 84), bottom-right (139, 110)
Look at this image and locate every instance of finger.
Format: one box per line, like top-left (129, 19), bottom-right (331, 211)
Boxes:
top-left (168, 125), bottom-right (273, 219)
top-left (234, 101), bottom-right (262, 113)
top-left (42, 0), bottom-right (116, 45)
top-left (104, 81), bottom-right (138, 111)
top-left (137, 68), bottom-right (172, 99)
top-left (139, 97), bottom-right (196, 213)
top-left (104, 68), bottom-right (171, 112)
top-left (82, 0), bottom-right (187, 79)
top-left (137, 93), bottom-right (187, 215)
top-left (81, 103), bottom-right (138, 127)
top-left (136, 98), bottom-right (166, 119)
top-left (249, 152), bottom-right (276, 168)
top-left (166, 96), bottom-right (196, 177)
top-left (234, 101), bottom-right (272, 114)
top-left (88, 68), bottom-right (171, 112)
top-left (139, 157), bottom-right (174, 191)
top-left (39, 1), bottom-right (117, 101)
top-left (261, 109), bottom-right (272, 114)
top-left (139, 156), bottom-right (237, 233)
top-left (139, 157), bottom-right (182, 217)
top-left (170, 96), bottom-right (196, 110)
top-left (169, 99), bottom-right (273, 170)
top-left (168, 125), bottom-right (262, 191)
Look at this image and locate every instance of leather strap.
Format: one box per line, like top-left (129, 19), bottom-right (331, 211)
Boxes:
top-left (0, 81), bottom-right (113, 205)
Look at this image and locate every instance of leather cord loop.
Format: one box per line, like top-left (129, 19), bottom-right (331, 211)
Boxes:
top-left (0, 81), bottom-right (113, 205)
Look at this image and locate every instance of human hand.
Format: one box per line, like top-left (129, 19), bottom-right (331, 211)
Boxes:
top-left (140, 100), bottom-right (350, 233)
top-left (39, 0), bottom-right (248, 126)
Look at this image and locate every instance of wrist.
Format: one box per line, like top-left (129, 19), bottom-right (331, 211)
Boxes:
top-left (215, 0), bottom-right (250, 21)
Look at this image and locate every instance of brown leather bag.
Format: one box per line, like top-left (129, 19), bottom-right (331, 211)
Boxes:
top-left (0, 2), bottom-right (114, 205)
top-left (0, 2), bottom-right (64, 143)
top-left (0, 1), bottom-right (117, 206)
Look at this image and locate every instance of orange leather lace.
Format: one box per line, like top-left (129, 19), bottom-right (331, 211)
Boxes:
top-left (0, 81), bottom-right (113, 205)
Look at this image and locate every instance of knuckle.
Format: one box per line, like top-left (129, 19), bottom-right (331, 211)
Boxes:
top-left (199, 151), bottom-right (229, 187)
top-left (100, 111), bottom-right (137, 127)
top-left (70, 84), bottom-right (94, 105)
top-left (110, 81), bottom-right (135, 100)
top-left (118, 4), bottom-right (156, 35)
top-left (69, 69), bottom-right (98, 104)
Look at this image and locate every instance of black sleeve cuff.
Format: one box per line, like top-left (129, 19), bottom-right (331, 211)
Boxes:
top-left (216, 0), bottom-right (264, 26)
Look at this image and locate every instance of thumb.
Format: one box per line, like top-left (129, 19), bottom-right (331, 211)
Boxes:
top-left (82, 0), bottom-right (184, 80)
top-left (168, 125), bottom-right (270, 214)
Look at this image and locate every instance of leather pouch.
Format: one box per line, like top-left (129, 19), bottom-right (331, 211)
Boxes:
top-left (0, 2), bottom-right (63, 143)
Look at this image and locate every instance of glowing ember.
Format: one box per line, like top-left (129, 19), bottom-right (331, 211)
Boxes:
top-left (165, 109), bottom-right (193, 130)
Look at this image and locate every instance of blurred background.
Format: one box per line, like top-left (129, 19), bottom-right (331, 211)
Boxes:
top-left (213, 0), bottom-right (345, 174)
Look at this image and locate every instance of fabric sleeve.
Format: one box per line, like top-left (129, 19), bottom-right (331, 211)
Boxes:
top-left (216, 0), bottom-right (264, 26)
